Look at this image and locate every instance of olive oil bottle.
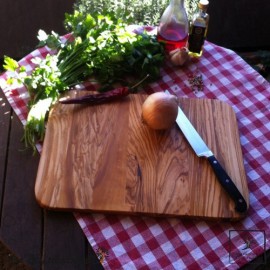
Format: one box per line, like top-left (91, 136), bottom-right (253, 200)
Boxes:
top-left (188, 0), bottom-right (209, 57)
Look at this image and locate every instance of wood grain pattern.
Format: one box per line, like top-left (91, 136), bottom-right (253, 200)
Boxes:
top-left (35, 91), bottom-right (249, 220)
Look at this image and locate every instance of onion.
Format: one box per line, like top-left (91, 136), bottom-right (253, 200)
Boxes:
top-left (141, 92), bottom-right (178, 130)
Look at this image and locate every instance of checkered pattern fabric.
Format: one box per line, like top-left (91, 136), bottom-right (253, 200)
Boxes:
top-left (1, 37), bottom-right (269, 269)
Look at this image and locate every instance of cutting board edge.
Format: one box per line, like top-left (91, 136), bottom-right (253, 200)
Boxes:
top-left (34, 197), bottom-right (248, 221)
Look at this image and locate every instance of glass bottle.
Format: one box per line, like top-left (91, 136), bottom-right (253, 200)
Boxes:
top-left (157, 0), bottom-right (189, 52)
top-left (187, 0), bottom-right (210, 57)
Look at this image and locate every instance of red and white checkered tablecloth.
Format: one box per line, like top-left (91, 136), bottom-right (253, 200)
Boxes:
top-left (1, 39), bottom-right (270, 269)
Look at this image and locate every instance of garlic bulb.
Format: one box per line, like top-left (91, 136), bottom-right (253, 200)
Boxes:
top-left (169, 47), bottom-right (190, 66)
top-left (141, 92), bottom-right (178, 130)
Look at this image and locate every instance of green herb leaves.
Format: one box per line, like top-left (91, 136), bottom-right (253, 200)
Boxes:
top-left (3, 56), bottom-right (19, 71)
top-left (3, 11), bottom-right (165, 153)
top-left (58, 11), bottom-right (165, 90)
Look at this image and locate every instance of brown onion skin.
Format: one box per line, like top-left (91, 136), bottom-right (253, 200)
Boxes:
top-left (141, 92), bottom-right (178, 130)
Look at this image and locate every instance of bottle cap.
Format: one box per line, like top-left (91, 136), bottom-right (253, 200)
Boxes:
top-left (198, 0), bottom-right (209, 9)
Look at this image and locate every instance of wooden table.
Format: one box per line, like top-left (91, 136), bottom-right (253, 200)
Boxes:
top-left (0, 85), bottom-right (269, 270)
top-left (0, 89), bottom-right (104, 269)
top-left (1, 46), bottom-right (270, 268)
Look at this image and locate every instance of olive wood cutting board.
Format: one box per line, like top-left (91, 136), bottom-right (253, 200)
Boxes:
top-left (35, 91), bottom-right (249, 220)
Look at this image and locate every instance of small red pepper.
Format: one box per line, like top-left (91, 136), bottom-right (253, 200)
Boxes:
top-left (59, 74), bottom-right (150, 105)
top-left (59, 86), bottom-right (130, 105)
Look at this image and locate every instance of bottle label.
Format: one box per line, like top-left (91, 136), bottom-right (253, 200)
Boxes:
top-left (188, 26), bottom-right (206, 53)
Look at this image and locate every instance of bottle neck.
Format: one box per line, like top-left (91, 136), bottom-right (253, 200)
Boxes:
top-left (198, 6), bottom-right (208, 19)
top-left (171, 0), bottom-right (185, 8)
top-left (198, 3), bottom-right (208, 13)
top-left (199, 8), bottom-right (207, 15)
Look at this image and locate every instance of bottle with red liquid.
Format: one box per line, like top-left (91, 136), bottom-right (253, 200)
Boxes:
top-left (157, 0), bottom-right (189, 52)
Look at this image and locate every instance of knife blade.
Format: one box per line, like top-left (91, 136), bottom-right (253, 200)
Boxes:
top-left (167, 92), bottom-right (247, 213)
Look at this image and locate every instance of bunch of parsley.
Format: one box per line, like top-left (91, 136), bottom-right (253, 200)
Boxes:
top-left (3, 11), bottom-right (165, 153)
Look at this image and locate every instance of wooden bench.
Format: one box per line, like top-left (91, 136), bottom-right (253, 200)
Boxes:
top-left (0, 89), bottom-right (104, 269)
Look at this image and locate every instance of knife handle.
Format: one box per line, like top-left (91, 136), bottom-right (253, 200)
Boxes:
top-left (207, 155), bottom-right (248, 213)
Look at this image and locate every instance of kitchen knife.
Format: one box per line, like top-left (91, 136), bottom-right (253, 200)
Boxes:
top-left (167, 92), bottom-right (248, 213)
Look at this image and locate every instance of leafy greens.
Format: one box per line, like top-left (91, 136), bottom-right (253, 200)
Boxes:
top-left (3, 11), bottom-right (165, 153)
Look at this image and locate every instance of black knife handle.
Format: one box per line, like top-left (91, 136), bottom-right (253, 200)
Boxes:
top-left (207, 155), bottom-right (248, 213)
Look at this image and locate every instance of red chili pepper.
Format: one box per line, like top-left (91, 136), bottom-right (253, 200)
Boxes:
top-left (59, 74), bottom-right (150, 105)
top-left (59, 86), bottom-right (130, 105)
